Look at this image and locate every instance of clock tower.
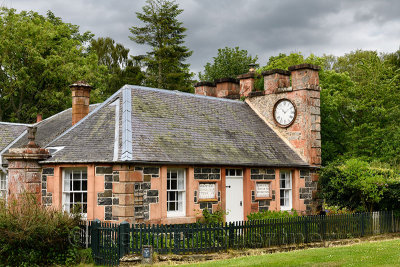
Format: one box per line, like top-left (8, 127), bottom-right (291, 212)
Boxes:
top-left (245, 64), bottom-right (321, 167)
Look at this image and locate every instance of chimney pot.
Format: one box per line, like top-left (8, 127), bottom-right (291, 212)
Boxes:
top-left (70, 81), bottom-right (92, 125)
top-left (36, 114), bottom-right (42, 123)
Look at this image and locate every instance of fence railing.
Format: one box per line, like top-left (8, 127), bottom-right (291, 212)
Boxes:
top-left (78, 211), bottom-right (400, 266)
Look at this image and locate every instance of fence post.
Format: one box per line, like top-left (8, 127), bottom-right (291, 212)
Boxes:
top-left (119, 221), bottom-right (130, 259)
top-left (91, 219), bottom-right (101, 262)
top-left (173, 224), bottom-right (179, 254)
top-left (304, 217), bottom-right (309, 243)
top-left (228, 222), bottom-right (234, 248)
top-left (361, 213), bottom-right (365, 237)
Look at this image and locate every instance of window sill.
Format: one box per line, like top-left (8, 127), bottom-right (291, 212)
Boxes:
top-left (198, 198), bottom-right (218, 202)
top-left (255, 197), bottom-right (272, 200)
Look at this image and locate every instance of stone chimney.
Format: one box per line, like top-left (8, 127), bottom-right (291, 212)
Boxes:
top-left (237, 65), bottom-right (258, 98)
top-left (70, 81), bottom-right (92, 125)
top-left (36, 114), bottom-right (42, 123)
top-left (262, 69), bottom-right (291, 94)
top-left (214, 78), bottom-right (240, 98)
top-left (194, 81), bottom-right (216, 97)
top-left (245, 64), bottom-right (321, 167)
top-left (288, 63), bottom-right (320, 90)
top-left (3, 126), bottom-right (50, 202)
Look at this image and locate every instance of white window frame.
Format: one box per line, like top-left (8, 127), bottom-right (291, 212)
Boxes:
top-left (167, 168), bottom-right (186, 217)
top-left (226, 168), bottom-right (243, 177)
top-left (62, 168), bottom-right (88, 218)
top-left (280, 170), bottom-right (292, 211)
top-left (0, 172), bottom-right (7, 200)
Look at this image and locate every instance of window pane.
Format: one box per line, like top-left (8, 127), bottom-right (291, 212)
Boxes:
top-left (82, 172), bottom-right (87, 180)
top-left (82, 180), bottom-right (87, 191)
top-left (73, 171), bottom-right (80, 180)
top-left (237, 169), bottom-right (242, 176)
top-left (171, 172), bottom-right (177, 179)
top-left (73, 180), bottom-right (80, 191)
top-left (171, 179), bottom-right (177, 190)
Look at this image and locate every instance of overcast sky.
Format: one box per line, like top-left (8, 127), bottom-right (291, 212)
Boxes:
top-left (2, 0), bottom-right (400, 75)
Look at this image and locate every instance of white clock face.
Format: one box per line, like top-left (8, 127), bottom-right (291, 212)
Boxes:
top-left (274, 99), bottom-right (296, 127)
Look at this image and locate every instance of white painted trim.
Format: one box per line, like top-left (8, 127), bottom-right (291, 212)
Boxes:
top-left (110, 99), bottom-right (120, 161)
top-left (0, 129), bottom-right (28, 160)
top-left (0, 121), bottom-right (30, 126)
top-left (46, 89), bottom-right (122, 147)
top-left (279, 170), bottom-right (292, 211)
top-left (167, 168), bottom-right (186, 218)
top-left (121, 87), bottom-right (133, 161)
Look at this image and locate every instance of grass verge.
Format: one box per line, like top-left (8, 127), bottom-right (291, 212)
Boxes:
top-left (179, 238), bottom-right (400, 267)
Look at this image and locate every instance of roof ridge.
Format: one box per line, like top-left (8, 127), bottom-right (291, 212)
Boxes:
top-left (0, 121), bottom-right (31, 126)
top-left (125, 85), bottom-right (246, 104)
top-left (45, 90), bottom-right (122, 147)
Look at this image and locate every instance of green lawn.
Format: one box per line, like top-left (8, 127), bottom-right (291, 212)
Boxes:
top-left (180, 239), bottom-right (400, 267)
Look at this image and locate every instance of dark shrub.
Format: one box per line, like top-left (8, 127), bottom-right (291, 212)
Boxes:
top-left (0, 193), bottom-right (82, 266)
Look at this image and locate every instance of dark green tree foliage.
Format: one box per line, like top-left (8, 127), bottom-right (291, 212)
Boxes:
top-left (0, 8), bottom-right (108, 123)
top-left (319, 159), bottom-right (400, 212)
top-left (199, 47), bottom-right (258, 81)
top-left (129, 0), bottom-right (193, 92)
top-left (90, 37), bottom-right (144, 96)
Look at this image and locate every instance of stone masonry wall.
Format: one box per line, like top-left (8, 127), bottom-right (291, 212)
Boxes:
top-left (194, 167), bottom-right (221, 212)
top-left (246, 88), bottom-right (321, 166)
top-left (299, 169), bottom-right (318, 213)
top-left (250, 168), bottom-right (276, 212)
top-left (103, 165), bottom-right (160, 224)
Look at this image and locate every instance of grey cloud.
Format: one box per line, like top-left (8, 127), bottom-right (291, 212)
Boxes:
top-left (3, 0), bottom-right (400, 75)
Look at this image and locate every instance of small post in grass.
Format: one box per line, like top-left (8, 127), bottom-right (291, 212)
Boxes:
top-left (142, 245), bottom-right (153, 265)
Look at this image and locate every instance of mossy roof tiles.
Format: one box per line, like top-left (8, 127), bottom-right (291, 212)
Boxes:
top-left (44, 85), bottom-right (308, 167)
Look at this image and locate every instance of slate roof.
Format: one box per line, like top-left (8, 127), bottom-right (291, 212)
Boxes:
top-left (0, 122), bottom-right (28, 153)
top-left (11, 105), bottom-right (99, 149)
top-left (44, 85), bottom-right (308, 167)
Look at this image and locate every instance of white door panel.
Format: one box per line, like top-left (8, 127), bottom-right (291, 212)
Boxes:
top-left (226, 176), bottom-right (244, 222)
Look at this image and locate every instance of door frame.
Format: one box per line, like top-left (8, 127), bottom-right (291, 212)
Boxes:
top-left (225, 168), bottom-right (244, 222)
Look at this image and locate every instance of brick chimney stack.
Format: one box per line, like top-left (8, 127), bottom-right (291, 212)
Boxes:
top-left (262, 69), bottom-right (291, 94)
top-left (36, 114), bottom-right (42, 123)
top-left (194, 81), bottom-right (216, 97)
top-left (70, 81), bottom-right (92, 125)
top-left (214, 78), bottom-right (240, 98)
top-left (288, 64), bottom-right (320, 90)
top-left (237, 64), bottom-right (258, 97)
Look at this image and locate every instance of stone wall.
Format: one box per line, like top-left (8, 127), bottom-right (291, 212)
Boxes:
top-left (250, 168), bottom-right (276, 212)
top-left (299, 169), bottom-right (319, 213)
top-left (104, 165), bottom-right (160, 223)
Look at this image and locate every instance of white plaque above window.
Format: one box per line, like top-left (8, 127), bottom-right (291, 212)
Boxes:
top-left (199, 183), bottom-right (216, 200)
top-left (256, 183), bottom-right (270, 198)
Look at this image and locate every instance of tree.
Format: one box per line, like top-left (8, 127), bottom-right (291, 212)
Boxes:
top-left (319, 159), bottom-right (398, 212)
top-left (90, 37), bottom-right (144, 96)
top-left (0, 8), bottom-right (108, 123)
top-left (129, 0), bottom-right (193, 92)
top-left (199, 47), bottom-right (258, 81)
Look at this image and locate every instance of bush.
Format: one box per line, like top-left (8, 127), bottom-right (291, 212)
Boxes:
top-left (196, 206), bottom-right (227, 224)
top-left (0, 193), bottom-right (82, 266)
top-left (247, 209), bottom-right (299, 221)
top-left (320, 158), bottom-right (400, 212)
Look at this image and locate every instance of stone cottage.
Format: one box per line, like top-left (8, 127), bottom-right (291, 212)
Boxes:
top-left (0, 63), bottom-right (321, 224)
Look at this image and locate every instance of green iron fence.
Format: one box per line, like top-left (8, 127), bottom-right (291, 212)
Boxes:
top-left (78, 211), bottom-right (400, 266)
